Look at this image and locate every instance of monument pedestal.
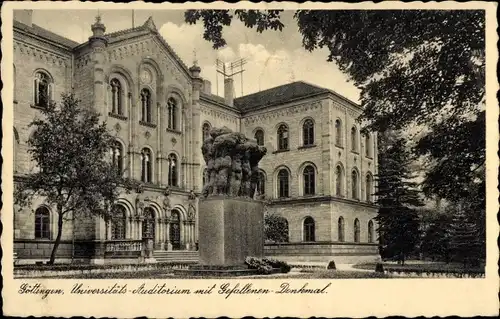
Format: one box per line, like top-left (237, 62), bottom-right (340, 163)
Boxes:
top-left (198, 196), bottom-right (264, 266)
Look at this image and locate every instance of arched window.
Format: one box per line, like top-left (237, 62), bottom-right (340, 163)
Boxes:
top-left (338, 217), bottom-right (345, 242)
top-left (277, 124), bottom-right (289, 151)
top-left (141, 148), bottom-right (152, 183)
top-left (258, 171), bottom-right (266, 196)
top-left (366, 173), bottom-right (373, 202)
top-left (368, 220), bottom-right (374, 243)
top-left (14, 64), bottom-right (17, 102)
top-left (277, 169), bottom-right (290, 198)
top-left (142, 207), bottom-right (155, 239)
top-left (351, 169), bottom-right (359, 200)
top-left (335, 119), bottom-right (342, 146)
top-left (111, 141), bottom-right (124, 174)
top-left (110, 205), bottom-right (126, 240)
top-left (168, 154), bottom-right (178, 187)
top-left (140, 88), bottom-right (152, 123)
top-left (110, 78), bottom-right (123, 115)
top-left (335, 165), bottom-right (344, 197)
top-left (202, 123), bottom-right (211, 142)
top-left (34, 207), bottom-right (50, 239)
top-left (303, 217), bottom-right (315, 242)
top-left (283, 219), bottom-right (290, 242)
top-left (34, 71), bottom-right (52, 108)
top-left (354, 218), bottom-right (360, 243)
top-left (351, 126), bottom-right (358, 152)
top-left (365, 133), bottom-right (372, 157)
top-left (167, 98), bottom-right (177, 130)
top-left (14, 127), bottom-right (20, 173)
top-left (254, 129), bottom-right (264, 146)
top-left (202, 168), bottom-right (208, 186)
top-left (302, 119), bottom-right (314, 146)
top-left (303, 165), bottom-right (315, 196)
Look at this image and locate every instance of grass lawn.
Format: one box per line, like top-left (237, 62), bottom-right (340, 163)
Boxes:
top-left (52, 269), bottom-right (394, 279)
top-left (353, 261), bottom-right (485, 276)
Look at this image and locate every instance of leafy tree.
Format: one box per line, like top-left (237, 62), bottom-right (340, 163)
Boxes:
top-left (375, 131), bottom-right (423, 264)
top-left (264, 213), bottom-right (289, 243)
top-left (185, 8), bottom-right (485, 208)
top-left (14, 94), bottom-right (135, 264)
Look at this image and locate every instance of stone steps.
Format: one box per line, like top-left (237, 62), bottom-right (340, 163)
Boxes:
top-left (153, 250), bottom-right (199, 263)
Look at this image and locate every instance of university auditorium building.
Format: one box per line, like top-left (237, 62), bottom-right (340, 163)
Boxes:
top-left (13, 10), bottom-right (379, 265)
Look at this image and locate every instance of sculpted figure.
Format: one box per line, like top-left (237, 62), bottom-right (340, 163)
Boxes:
top-left (135, 184), bottom-right (145, 217)
top-left (162, 186), bottom-right (172, 214)
top-left (200, 126), bottom-right (267, 199)
top-left (187, 190), bottom-right (197, 220)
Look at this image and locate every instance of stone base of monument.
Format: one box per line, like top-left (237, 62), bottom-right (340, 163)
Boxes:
top-left (198, 196), bottom-right (265, 266)
top-left (174, 196), bottom-right (267, 277)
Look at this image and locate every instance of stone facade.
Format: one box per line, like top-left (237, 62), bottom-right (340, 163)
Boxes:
top-left (13, 10), bottom-right (379, 264)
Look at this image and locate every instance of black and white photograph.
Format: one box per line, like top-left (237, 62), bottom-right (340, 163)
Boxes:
top-left (2, 1), bottom-right (498, 317)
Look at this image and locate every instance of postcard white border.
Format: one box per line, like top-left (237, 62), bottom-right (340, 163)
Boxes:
top-left (2, 1), bottom-right (499, 317)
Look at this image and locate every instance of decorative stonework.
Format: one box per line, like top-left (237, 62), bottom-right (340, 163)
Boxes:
top-left (243, 102), bottom-right (322, 125)
top-left (105, 37), bottom-right (189, 89)
top-left (75, 53), bottom-right (92, 69)
top-left (200, 107), bottom-right (238, 124)
top-left (144, 131), bottom-right (151, 139)
top-left (140, 68), bottom-right (153, 84)
top-left (114, 123), bottom-right (121, 132)
top-left (14, 41), bottom-right (69, 67)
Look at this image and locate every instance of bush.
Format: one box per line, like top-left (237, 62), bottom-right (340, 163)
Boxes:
top-left (375, 263), bottom-right (385, 272)
top-left (327, 260), bottom-right (336, 270)
top-left (264, 213), bottom-right (289, 243)
top-left (263, 258), bottom-right (291, 273)
top-left (245, 257), bottom-right (291, 274)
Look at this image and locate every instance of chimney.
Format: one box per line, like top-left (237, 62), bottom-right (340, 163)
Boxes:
top-left (224, 77), bottom-right (234, 107)
top-left (203, 79), bottom-right (212, 95)
top-left (14, 10), bottom-right (33, 27)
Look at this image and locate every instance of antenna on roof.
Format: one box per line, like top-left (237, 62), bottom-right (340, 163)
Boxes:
top-left (216, 58), bottom-right (247, 97)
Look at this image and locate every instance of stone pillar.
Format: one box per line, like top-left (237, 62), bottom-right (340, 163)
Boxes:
top-left (165, 220), bottom-right (172, 250)
top-left (189, 64), bottom-right (203, 191)
top-left (89, 15), bottom-right (108, 114)
top-left (138, 219), bottom-right (143, 239)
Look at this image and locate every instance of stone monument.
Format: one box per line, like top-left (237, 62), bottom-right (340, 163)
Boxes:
top-left (199, 127), bottom-right (267, 266)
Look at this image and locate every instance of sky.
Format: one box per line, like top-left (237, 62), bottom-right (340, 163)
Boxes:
top-left (31, 9), bottom-right (360, 102)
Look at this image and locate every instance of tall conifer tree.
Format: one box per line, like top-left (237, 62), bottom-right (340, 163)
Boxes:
top-left (375, 131), bottom-right (423, 264)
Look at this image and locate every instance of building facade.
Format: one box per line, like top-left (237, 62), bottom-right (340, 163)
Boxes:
top-left (13, 10), bottom-right (379, 265)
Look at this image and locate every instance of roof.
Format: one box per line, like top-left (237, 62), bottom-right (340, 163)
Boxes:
top-left (14, 16), bottom-right (191, 77)
top-left (14, 20), bottom-right (80, 49)
top-left (200, 92), bottom-right (228, 106)
top-left (104, 17), bottom-right (191, 76)
top-left (234, 81), bottom-right (330, 112)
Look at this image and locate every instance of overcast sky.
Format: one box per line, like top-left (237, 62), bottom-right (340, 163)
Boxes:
top-left (31, 9), bottom-right (360, 102)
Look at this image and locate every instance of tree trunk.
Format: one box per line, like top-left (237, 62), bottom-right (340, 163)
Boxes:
top-left (49, 212), bottom-right (64, 265)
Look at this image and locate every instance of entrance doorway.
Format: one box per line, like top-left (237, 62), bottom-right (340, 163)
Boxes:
top-left (142, 208), bottom-right (155, 240)
top-left (170, 210), bottom-right (181, 250)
